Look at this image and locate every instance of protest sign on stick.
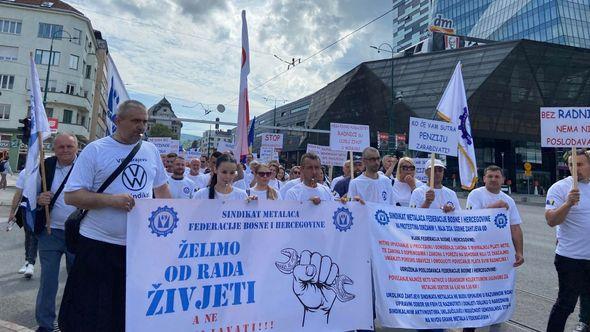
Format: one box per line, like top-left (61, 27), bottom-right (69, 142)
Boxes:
top-left (540, 107), bottom-right (590, 188)
top-left (329, 123), bottom-right (369, 181)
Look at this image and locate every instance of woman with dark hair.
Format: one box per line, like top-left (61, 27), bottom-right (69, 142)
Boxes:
top-left (194, 153), bottom-right (248, 200)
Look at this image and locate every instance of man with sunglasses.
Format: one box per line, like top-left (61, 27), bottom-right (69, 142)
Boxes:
top-left (409, 159), bottom-right (460, 213)
top-left (347, 147), bottom-right (394, 204)
top-left (545, 149), bottom-right (590, 332)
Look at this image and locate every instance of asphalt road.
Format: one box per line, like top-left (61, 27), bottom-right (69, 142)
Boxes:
top-left (0, 176), bottom-right (582, 331)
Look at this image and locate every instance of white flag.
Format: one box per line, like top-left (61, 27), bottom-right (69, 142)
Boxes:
top-left (106, 54), bottom-right (129, 135)
top-left (233, 10), bottom-right (250, 161)
top-left (436, 62), bottom-right (478, 190)
top-left (23, 54), bottom-right (52, 228)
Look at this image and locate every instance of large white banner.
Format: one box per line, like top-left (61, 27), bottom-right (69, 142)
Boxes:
top-left (369, 204), bottom-right (516, 329)
top-left (540, 107), bottom-right (590, 147)
top-left (127, 200), bottom-right (373, 332)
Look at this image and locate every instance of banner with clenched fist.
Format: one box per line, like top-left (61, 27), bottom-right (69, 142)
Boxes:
top-left (126, 200), bottom-right (373, 332)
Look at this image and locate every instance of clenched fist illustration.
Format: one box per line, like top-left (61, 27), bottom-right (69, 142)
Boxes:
top-left (275, 248), bottom-right (355, 326)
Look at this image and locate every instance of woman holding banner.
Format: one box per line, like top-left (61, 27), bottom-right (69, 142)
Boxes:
top-left (392, 157), bottom-right (425, 207)
top-left (194, 153), bottom-right (249, 200)
top-left (250, 163), bottom-right (282, 200)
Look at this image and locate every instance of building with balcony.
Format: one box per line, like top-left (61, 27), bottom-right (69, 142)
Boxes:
top-left (0, 0), bottom-right (99, 168)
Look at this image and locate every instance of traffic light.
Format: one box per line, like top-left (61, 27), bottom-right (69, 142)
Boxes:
top-left (215, 117), bottom-right (220, 130)
top-left (17, 117), bottom-right (31, 144)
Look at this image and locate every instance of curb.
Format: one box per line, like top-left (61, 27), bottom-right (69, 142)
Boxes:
top-left (0, 320), bottom-right (33, 332)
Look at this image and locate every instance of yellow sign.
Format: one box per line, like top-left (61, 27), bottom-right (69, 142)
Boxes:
top-left (524, 162), bottom-right (532, 171)
top-left (525, 170), bottom-right (532, 177)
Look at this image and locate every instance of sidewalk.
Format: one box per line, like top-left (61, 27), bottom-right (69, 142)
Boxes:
top-left (0, 320), bottom-right (33, 332)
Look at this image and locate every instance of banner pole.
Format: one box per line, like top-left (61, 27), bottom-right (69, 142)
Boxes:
top-left (37, 131), bottom-right (51, 234)
top-left (430, 153), bottom-right (435, 189)
top-left (329, 166), bottom-right (333, 182)
top-left (572, 147), bottom-right (578, 189)
top-left (350, 151), bottom-right (354, 180)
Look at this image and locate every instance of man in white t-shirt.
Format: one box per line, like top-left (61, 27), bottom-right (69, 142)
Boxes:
top-left (34, 133), bottom-right (79, 331)
top-left (348, 147), bottom-right (395, 204)
top-left (467, 165), bottom-right (524, 266)
top-left (286, 153), bottom-right (333, 204)
top-left (59, 100), bottom-right (171, 332)
top-left (464, 165), bottom-right (525, 332)
top-left (168, 157), bottom-right (198, 199)
top-left (545, 149), bottom-right (590, 332)
top-left (187, 158), bottom-right (210, 189)
top-left (410, 159), bottom-right (460, 212)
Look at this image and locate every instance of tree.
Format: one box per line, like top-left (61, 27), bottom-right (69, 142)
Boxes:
top-left (149, 123), bottom-right (178, 139)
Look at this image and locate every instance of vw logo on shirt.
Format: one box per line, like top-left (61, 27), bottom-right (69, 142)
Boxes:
top-left (122, 164), bottom-right (147, 191)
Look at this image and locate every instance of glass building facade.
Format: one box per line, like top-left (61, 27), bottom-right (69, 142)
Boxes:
top-left (254, 39), bottom-right (590, 193)
top-left (433, 0), bottom-right (590, 49)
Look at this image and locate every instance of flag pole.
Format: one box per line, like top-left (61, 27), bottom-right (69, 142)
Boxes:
top-left (38, 130), bottom-right (51, 234)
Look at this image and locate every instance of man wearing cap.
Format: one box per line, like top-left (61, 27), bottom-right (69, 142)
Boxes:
top-left (409, 158), bottom-right (460, 212)
top-left (334, 156), bottom-right (364, 198)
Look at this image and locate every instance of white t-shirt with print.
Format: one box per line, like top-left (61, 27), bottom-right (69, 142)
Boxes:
top-left (250, 187), bottom-right (283, 200)
top-left (285, 182), bottom-right (334, 201)
top-left (545, 177), bottom-right (590, 260)
top-left (466, 187), bottom-right (522, 225)
top-left (410, 185), bottom-right (461, 211)
top-left (392, 178), bottom-right (425, 207)
top-left (193, 187), bottom-right (248, 200)
top-left (168, 177), bottom-right (198, 199)
top-left (347, 173), bottom-right (395, 204)
top-left (64, 137), bottom-right (168, 245)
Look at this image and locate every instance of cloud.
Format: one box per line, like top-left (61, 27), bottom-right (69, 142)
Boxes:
top-left (69, 0), bottom-right (394, 135)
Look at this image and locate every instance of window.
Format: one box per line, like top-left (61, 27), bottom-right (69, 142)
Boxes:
top-left (0, 45), bottom-right (18, 61)
top-left (0, 19), bottom-right (22, 35)
top-left (72, 28), bottom-right (82, 45)
top-left (0, 104), bottom-right (10, 120)
top-left (34, 49), bottom-right (60, 65)
top-left (63, 109), bottom-right (73, 124)
top-left (69, 55), bottom-right (79, 69)
top-left (0, 75), bottom-right (15, 89)
top-left (85, 64), bottom-right (91, 79)
top-left (66, 83), bottom-right (76, 95)
top-left (39, 79), bottom-right (56, 92)
top-left (38, 23), bottom-right (63, 39)
top-left (46, 107), bottom-right (54, 118)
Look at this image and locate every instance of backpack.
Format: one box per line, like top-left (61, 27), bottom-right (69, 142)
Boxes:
top-left (0, 161), bottom-right (5, 173)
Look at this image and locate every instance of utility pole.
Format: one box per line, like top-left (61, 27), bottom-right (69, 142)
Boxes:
top-left (263, 97), bottom-right (287, 133)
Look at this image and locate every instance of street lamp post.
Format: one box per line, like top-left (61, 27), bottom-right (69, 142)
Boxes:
top-left (370, 43), bottom-right (395, 153)
top-left (42, 29), bottom-right (78, 106)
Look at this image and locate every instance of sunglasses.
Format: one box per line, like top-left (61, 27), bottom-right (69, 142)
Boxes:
top-left (401, 165), bottom-right (415, 171)
top-left (292, 171), bottom-right (300, 174)
top-left (257, 172), bottom-right (272, 177)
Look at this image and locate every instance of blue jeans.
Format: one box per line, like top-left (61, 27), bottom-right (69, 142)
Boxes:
top-left (35, 228), bottom-right (75, 330)
top-left (24, 225), bottom-right (37, 265)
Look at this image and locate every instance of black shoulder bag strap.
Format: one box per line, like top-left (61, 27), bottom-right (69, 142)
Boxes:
top-left (97, 140), bottom-right (142, 194)
top-left (48, 164), bottom-right (75, 211)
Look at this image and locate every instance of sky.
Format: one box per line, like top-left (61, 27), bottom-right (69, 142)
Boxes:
top-left (68, 0), bottom-right (395, 136)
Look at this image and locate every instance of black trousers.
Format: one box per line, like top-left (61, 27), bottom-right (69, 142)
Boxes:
top-left (547, 254), bottom-right (590, 332)
top-left (58, 235), bottom-right (126, 332)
